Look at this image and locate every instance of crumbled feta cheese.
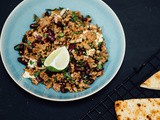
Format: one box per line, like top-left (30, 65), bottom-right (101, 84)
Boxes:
top-left (71, 74), bottom-right (74, 77)
top-left (28, 59), bottom-right (37, 68)
top-left (54, 14), bottom-right (61, 23)
top-left (33, 31), bottom-right (39, 37)
top-left (87, 49), bottom-right (95, 57)
top-left (84, 56), bottom-right (89, 60)
top-left (95, 32), bottom-right (103, 45)
top-left (83, 30), bottom-right (89, 34)
top-left (22, 71), bottom-right (35, 78)
top-left (70, 38), bottom-right (82, 43)
top-left (90, 25), bottom-right (97, 29)
top-left (60, 9), bottom-right (67, 16)
top-left (76, 38), bottom-right (82, 42)
top-left (96, 50), bottom-right (101, 53)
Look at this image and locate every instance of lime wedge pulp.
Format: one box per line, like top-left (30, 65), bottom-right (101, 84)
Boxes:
top-left (44, 46), bottom-right (70, 72)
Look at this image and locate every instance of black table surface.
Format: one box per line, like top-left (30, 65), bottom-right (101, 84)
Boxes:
top-left (0, 0), bottom-right (160, 120)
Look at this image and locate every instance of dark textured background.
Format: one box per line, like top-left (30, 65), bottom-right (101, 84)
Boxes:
top-left (0, 0), bottom-right (160, 120)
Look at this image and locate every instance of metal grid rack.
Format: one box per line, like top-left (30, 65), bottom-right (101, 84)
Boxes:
top-left (80, 49), bottom-right (160, 120)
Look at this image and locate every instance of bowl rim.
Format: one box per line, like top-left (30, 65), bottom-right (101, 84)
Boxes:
top-left (0, 0), bottom-right (126, 101)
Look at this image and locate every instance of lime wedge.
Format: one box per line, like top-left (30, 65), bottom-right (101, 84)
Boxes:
top-left (44, 46), bottom-right (70, 72)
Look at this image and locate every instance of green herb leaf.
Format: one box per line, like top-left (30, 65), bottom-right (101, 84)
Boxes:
top-left (98, 42), bottom-right (103, 48)
top-left (83, 80), bottom-right (89, 84)
top-left (58, 33), bottom-right (64, 38)
top-left (43, 33), bottom-right (47, 39)
top-left (27, 40), bottom-right (31, 46)
top-left (97, 57), bottom-right (103, 60)
top-left (46, 9), bottom-right (53, 12)
top-left (72, 11), bottom-right (78, 22)
top-left (59, 7), bottom-right (64, 10)
top-left (30, 60), bottom-right (34, 65)
top-left (63, 70), bottom-right (72, 81)
top-left (41, 58), bottom-right (46, 63)
top-left (74, 31), bottom-right (79, 35)
top-left (97, 64), bottom-right (103, 70)
top-left (34, 72), bottom-right (40, 78)
top-left (86, 15), bottom-right (91, 18)
top-left (83, 75), bottom-right (88, 79)
top-left (33, 14), bottom-right (40, 22)
top-left (14, 44), bottom-right (20, 51)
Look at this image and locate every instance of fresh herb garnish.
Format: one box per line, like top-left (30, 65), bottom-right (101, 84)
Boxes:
top-left (34, 72), bottom-right (40, 78)
top-left (58, 33), bottom-right (64, 38)
top-left (63, 70), bottom-right (73, 83)
top-left (83, 75), bottom-right (88, 79)
top-left (98, 42), bottom-right (103, 48)
top-left (59, 7), bottom-right (64, 10)
top-left (72, 11), bottom-right (78, 22)
top-left (97, 64), bottom-right (103, 70)
top-left (33, 14), bottom-right (40, 22)
top-left (14, 44), bottom-right (20, 51)
top-left (83, 80), bottom-right (90, 84)
top-left (74, 31), bottom-right (79, 34)
top-left (30, 60), bottom-right (34, 65)
top-left (86, 15), bottom-right (91, 18)
top-left (46, 9), bottom-right (53, 12)
top-left (97, 57), bottom-right (103, 60)
top-left (43, 33), bottom-right (47, 39)
top-left (27, 40), bottom-right (31, 46)
top-left (41, 58), bottom-right (46, 63)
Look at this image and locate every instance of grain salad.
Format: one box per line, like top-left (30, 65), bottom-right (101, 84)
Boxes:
top-left (14, 7), bottom-right (108, 93)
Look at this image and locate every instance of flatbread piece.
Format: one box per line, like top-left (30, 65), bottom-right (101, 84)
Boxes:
top-left (140, 71), bottom-right (160, 90)
top-left (115, 98), bottom-right (160, 120)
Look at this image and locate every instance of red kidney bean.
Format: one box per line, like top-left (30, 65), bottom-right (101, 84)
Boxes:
top-left (36, 77), bottom-right (43, 82)
top-left (82, 17), bottom-right (87, 21)
top-left (81, 72), bottom-right (85, 77)
top-left (47, 35), bottom-right (55, 42)
top-left (32, 42), bottom-right (36, 47)
top-left (77, 49), bottom-right (83, 55)
top-left (68, 44), bottom-right (75, 52)
top-left (61, 84), bottom-right (67, 93)
top-left (36, 35), bottom-right (42, 40)
top-left (44, 11), bottom-right (50, 16)
top-left (45, 70), bottom-right (54, 77)
top-left (55, 22), bottom-right (64, 30)
top-left (75, 66), bottom-right (84, 72)
top-left (37, 58), bottom-right (43, 67)
top-left (27, 46), bottom-right (33, 53)
top-left (47, 29), bottom-right (54, 36)
top-left (47, 29), bottom-right (55, 42)
top-left (83, 62), bottom-right (90, 69)
top-left (30, 23), bottom-right (39, 29)
top-left (89, 79), bottom-right (94, 84)
top-left (17, 57), bottom-right (27, 65)
top-left (22, 35), bottom-right (27, 43)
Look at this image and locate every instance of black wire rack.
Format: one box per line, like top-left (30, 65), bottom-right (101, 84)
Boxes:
top-left (80, 49), bottom-right (160, 120)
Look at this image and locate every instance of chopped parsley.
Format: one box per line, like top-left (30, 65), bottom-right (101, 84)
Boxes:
top-left (72, 12), bottom-right (78, 22)
top-left (34, 72), bottom-right (40, 78)
top-left (14, 44), bottom-right (20, 51)
top-left (74, 31), bottom-right (79, 34)
top-left (86, 15), bottom-right (91, 18)
top-left (29, 60), bottom-right (35, 65)
top-left (33, 14), bottom-right (40, 22)
top-left (98, 42), bottom-right (103, 48)
top-left (58, 33), bottom-right (64, 38)
top-left (97, 64), bottom-right (103, 70)
top-left (27, 40), bottom-right (31, 46)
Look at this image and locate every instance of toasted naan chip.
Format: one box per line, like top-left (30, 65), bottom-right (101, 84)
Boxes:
top-left (115, 98), bottom-right (160, 120)
top-left (140, 71), bottom-right (160, 90)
